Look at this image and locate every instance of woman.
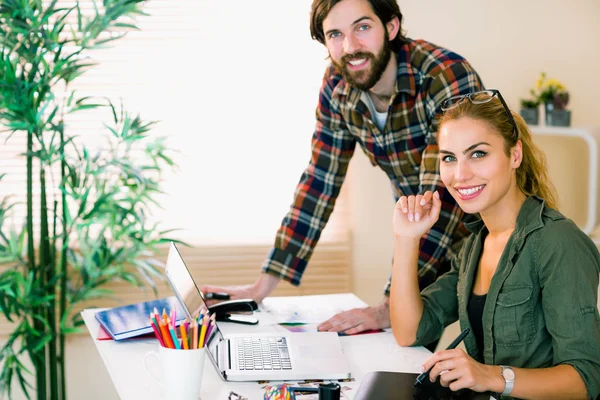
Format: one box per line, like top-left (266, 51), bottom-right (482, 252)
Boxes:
top-left (390, 89), bottom-right (600, 399)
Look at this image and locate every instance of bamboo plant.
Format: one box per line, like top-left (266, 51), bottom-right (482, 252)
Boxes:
top-left (0, 1), bottom-right (182, 398)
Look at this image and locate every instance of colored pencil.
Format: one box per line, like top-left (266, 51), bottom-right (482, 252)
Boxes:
top-left (159, 319), bottom-right (174, 349)
top-left (149, 315), bottom-right (166, 347)
top-left (180, 323), bottom-right (189, 349)
top-left (199, 315), bottom-right (208, 348)
top-left (203, 320), bottom-right (215, 348)
top-left (192, 319), bottom-right (199, 349)
top-left (168, 321), bottom-right (180, 349)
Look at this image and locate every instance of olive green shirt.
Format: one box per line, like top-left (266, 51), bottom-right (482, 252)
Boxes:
top-left (414, 196), bottom-right (600, 399)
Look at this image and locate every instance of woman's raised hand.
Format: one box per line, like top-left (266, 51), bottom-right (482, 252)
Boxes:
top-left (393, 191), bottom-right (442, 240)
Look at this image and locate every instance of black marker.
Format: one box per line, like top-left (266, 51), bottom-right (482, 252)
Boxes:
top-left (289, 383), bottom-right (341, 400)
top-left (414, 327), bottom-right (470, 387)
top-left (204, 292), bottom-right (230, 301)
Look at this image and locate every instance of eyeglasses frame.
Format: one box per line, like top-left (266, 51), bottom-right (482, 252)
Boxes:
top-left (440, 89), bottom-right (519, 139)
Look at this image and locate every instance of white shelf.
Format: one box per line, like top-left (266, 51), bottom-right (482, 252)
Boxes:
top-left (530, 126), bottom-right (600, 236)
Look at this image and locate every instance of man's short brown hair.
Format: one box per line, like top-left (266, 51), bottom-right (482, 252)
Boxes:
top-left (309, 0), bottom-right (407, 53)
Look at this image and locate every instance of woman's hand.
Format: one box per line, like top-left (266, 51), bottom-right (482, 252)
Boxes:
top-left (393, 191), bottom-right (442, 240)
top-left (422, 348), bottom-right (502, 393)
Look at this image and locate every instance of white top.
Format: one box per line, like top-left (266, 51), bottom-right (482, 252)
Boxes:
top-left (361, 92), bottom-right (388, 131)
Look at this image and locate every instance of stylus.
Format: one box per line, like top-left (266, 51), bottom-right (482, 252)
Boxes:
top-left (414, 328), bottom-right (470, 387)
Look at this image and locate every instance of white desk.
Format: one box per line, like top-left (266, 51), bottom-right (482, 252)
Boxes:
top-left (82, 293), bottom-right (432, 400)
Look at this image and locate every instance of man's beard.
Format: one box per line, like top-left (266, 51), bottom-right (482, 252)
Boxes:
top-left (333, 41), bottom-right (392, 91)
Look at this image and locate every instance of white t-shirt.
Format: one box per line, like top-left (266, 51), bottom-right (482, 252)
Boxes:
top-left (361, 92), bottom-right (388, 131)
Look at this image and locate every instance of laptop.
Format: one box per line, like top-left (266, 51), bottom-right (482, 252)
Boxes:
top-left (164, 242), bottom-right (352, 382)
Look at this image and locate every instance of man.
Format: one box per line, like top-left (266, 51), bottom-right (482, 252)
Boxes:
top-left (202, 0), bottom-right (484, 336)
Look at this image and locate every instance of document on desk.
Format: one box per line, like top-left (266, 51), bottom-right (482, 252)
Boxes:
top-left (340, 332), bottom-right (431, 374)
top-left (260, 293), bottom-right (368, 324)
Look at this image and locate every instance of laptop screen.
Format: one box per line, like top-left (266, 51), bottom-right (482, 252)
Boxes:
top-left (165, 242), bottom-right (225, 370)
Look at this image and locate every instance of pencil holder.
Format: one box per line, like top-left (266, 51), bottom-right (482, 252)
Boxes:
top-left (144, 345), bottom-right (206, 400)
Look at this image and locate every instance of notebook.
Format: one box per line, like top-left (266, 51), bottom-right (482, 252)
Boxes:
top-left (165, 241), bottom-right (352, 382)
top-left (354, 371), bottom-right (494, 400)
top-left (95, 296), bottom-right (186, 340)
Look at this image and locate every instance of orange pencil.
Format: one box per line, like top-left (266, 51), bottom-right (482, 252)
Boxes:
top-left (192, 319), bottom-right (199, 349)
top-left (180, 323), bottom-right (189, 349)
top-left (159, 319), bottom-right (174, 349)
top-left (171, 303), bottom-right (176, 327)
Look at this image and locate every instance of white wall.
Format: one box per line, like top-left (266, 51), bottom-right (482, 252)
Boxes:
top-left (350, 0), bottom-right (600, 304)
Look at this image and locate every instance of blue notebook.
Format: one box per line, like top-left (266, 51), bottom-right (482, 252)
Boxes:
top-left (95, 296), bottom-right (187, 341)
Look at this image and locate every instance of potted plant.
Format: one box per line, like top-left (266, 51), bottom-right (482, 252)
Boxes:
top-left (533, 72), bottom-right (571, 127)
top-left (519, 98), bottom-right (540, 125)
top-left (0, 1), bottom-right (183, 399)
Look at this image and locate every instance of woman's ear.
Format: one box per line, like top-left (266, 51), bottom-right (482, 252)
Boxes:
top-left (511, 140), bottom-right (523, 169)
top-left (386, 16), bottom-right (400, 41)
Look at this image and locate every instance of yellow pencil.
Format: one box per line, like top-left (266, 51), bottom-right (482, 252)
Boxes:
top-left (180, 323), bottom-right (189, 349)
top-left (199, 315), bottom-right (208, 348)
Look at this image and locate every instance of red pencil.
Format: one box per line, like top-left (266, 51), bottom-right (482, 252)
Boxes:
top-left (149, 314), bottom-right (166, 347)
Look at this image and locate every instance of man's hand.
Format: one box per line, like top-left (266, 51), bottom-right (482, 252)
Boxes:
top-left (317, 298), bottom-right (390, 335)
top-left (200, 273), bottom-right (280, 306)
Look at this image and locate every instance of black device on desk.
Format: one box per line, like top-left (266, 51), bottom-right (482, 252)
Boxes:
top-left (164, 243), bottom-right (259, 325)
top-left (205, 292), bottom-right (231, 301)
top-left (354, 371), bottom-right (493, 400)
top-left (289, 383), bottom-right (341, 400)
top-left (208, 299), bottom-right (259, 325)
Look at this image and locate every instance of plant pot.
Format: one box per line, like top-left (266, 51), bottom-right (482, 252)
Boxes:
top-left (544, 103), bottom-right (571, 127)
top-left (519, 107), bottom-right (539, 125)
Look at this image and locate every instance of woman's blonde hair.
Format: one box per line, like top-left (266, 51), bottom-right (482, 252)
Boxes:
top-left (437, 94), bottom-right (559, 209)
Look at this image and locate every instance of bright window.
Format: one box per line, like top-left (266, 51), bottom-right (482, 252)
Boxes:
top-left (1, 0), bottom-right (351, 246)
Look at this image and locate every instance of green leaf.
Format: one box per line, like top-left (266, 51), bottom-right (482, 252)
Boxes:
top-left (113, 22), bottom-right (140, 30)
top-left (0, 1), bottom-right (185, 397)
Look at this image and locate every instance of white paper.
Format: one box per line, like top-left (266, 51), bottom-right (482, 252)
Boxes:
top-left (259, 293), bottom-right (368, 324)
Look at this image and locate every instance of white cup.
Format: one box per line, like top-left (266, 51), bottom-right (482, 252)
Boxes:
top-left (144, 346), bottom-right (206, 400)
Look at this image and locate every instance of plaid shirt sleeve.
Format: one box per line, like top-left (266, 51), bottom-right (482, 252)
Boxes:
top-left (383, 60), bottom-right (484, 296)
top-left (261, 72), bottom-right (356, 285)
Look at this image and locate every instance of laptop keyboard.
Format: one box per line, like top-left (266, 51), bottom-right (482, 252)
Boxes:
top-left (236, 337), bottom-right (292, 371)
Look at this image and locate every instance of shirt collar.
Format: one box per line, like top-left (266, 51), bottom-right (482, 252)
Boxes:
top-left (463, 196), bottom-right (547, 240)
top-left (393, 41), bottom-right (417, 97)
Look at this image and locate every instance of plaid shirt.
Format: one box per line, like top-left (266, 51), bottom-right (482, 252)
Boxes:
top-left (262, 39), bottom-right (484, 295)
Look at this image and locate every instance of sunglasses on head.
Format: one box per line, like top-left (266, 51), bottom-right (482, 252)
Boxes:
top-left (440, 89), bottom-right (518, 138)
